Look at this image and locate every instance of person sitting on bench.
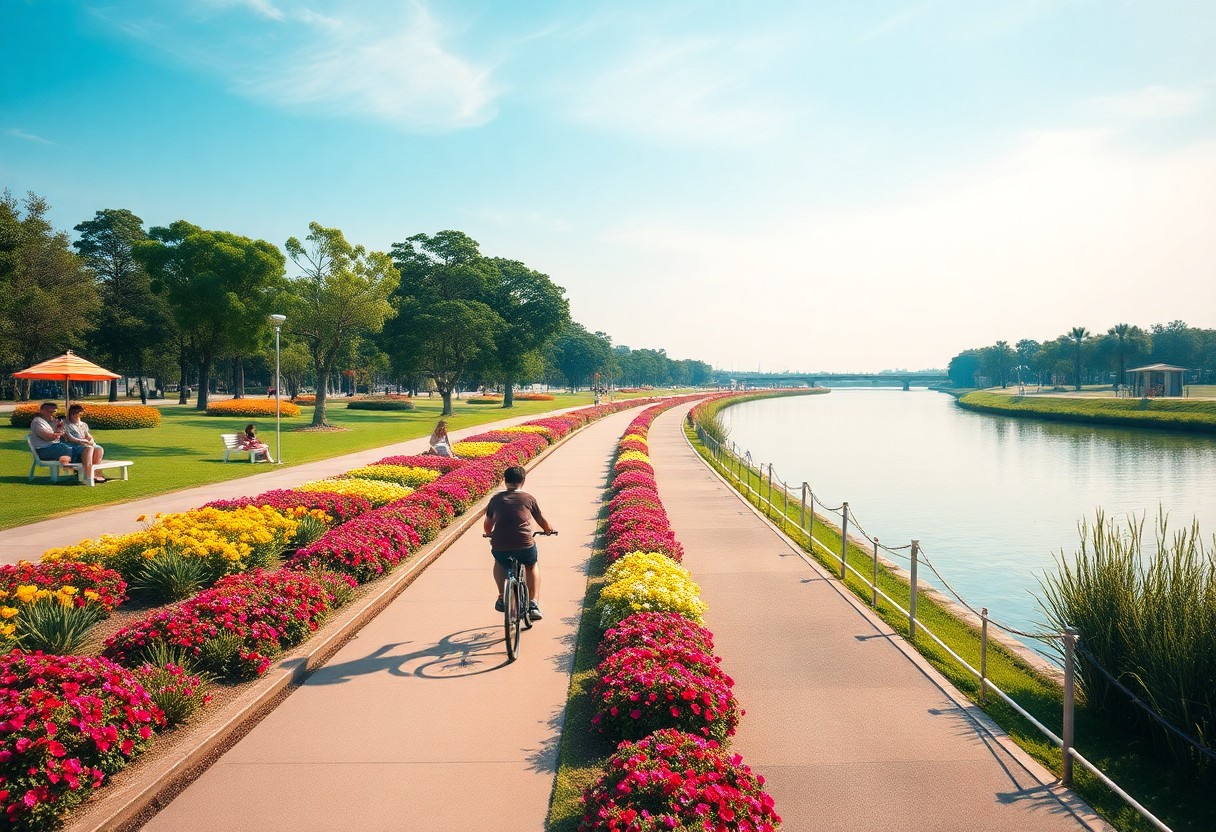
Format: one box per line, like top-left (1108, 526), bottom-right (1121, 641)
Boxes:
top-left (30, 402), bottom-right (103, 484)
top-left (62, 404), bottom-right (108, 482)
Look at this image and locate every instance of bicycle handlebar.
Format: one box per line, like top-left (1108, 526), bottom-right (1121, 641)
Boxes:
top-left (482, 530), bottom-right (558, 538)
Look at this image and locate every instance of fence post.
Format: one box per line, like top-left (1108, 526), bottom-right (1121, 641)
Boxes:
top-left (871, 537), bottom-right (879, 607)
top-left (799, 482), bottom-right (807, 534)
top-left (839, 503), bottom-right (849, 580)
top-left (909, 540), bottom-right (920, 640)
top-left (781, 478), bottom-right (789, 527)
top-left (807, 488), bottom-right (815, 542)
top-left (980, 608), bottom-right (989, 705)
top-left (766, 464), bottom-right (773, 516)
top-left (1063, 627), bottom-right (1078, 786)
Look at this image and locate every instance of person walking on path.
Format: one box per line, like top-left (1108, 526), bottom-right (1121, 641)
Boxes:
top-left (483, 465), bottom-right (554, 620)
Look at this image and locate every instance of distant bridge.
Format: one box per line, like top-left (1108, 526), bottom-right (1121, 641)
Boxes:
top-left (715, 371), bottom-right (951, 391)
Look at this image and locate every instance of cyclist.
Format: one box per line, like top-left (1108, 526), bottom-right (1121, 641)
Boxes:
top-left (484, 465), bottom-right (555, 620)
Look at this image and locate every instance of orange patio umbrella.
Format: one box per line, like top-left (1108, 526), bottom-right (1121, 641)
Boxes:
top-left (13, 351), bottom-right (121, 415)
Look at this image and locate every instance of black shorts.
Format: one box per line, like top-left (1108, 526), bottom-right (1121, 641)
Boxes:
top-left (492, 544), bottom-right (538, 567)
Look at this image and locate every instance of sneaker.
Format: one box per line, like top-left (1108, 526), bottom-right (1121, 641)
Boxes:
top-left (494, 596), bottom-right (505, 613)
top-left (528, 601), bottom-right (543, 620)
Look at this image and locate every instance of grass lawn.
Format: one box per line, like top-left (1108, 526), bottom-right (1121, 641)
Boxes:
top-left (0, 393), bottom-right (627, 530)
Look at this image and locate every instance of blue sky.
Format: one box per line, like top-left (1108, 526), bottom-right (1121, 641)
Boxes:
top-left (3, 0), bottom-right (1214, 371)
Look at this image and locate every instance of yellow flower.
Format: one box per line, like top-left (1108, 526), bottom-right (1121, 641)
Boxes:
top-left (14, 585), bottom-right (37, 604)
top-left (0, 606), bottom-right (18, 620)
top-left (451, 441), bottom-right (503, 459)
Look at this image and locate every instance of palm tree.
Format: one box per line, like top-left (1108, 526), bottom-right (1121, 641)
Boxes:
top-left (1107, 322), bottom-right (1144, 390)
top-left (1069, 326), bottom-right (1090, 391)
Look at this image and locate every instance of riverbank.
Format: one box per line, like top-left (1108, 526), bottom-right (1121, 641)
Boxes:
top-left (956, 390), bottom-right (1216, 433)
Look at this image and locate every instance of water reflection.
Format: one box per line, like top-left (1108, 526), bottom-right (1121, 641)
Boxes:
top-left (719, 390), bottom-right (1216, 641)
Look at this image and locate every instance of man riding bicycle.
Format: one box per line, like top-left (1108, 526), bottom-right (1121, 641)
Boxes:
top-left (484, 465), bottom-right (555, 620)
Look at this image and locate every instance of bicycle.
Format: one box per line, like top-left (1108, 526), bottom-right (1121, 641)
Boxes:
top-left (486, 530), bottom-right (557, 662)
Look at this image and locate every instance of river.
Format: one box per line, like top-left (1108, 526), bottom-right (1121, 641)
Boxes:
top-left (717, 389), bottom-right (1216, 642)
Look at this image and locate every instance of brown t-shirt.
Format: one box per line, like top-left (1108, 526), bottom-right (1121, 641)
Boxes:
top-left (486, 489), bottom-right (544, 551)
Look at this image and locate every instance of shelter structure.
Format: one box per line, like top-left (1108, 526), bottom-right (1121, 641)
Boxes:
top-left (1126, 363), bottom-right (1186, 398)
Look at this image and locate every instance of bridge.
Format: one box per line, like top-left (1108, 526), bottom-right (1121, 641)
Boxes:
top-left (714, 371), bottom-right (952, 391)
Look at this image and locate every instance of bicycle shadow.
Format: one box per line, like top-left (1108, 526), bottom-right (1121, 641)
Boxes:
top-left (305, 626), bottom-right (509, 684)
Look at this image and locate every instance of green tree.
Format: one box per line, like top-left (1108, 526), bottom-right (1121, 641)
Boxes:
top-left (283, 223), bottom-right (398, 426)
top-left (1149, 320), bottom-right (1199, 368)
top-left (1068, 326), bottom-right (1090, 390)
top-left (485, 257), bottom-right (569, 407)
top-left (946, 349), bottom-right (983, 388)
top-left (1015, 339), bottom-right (1041, 386)
top-left (981, 340), bottom-right (1015, 388)
top-left (384, 231), bottom-right (505, 415)
top-left (0, 191), bottom-right (99, 399)
top-left (1106, 323), bottom-right (1150, 388)
top-left (73, 209), bottom-right (175, 403)
top-left (135, 221), bottom-right (285, 410)
top-left (551, 322), bottom-right (613, 391)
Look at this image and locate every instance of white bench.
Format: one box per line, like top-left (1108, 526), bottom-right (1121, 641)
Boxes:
top-left (221, 433), bottom-right (268, 463)
top-left (26, 436), bottom-right (133, 486)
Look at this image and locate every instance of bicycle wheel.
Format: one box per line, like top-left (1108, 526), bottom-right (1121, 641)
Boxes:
top-left (504, 572), bottom-right (521, 661)
top-left (519, 572), bottom-right (533, 631)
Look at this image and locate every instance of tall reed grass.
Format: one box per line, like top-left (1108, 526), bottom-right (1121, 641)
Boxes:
top-left (1040, 510), bottom-right (1216, 773)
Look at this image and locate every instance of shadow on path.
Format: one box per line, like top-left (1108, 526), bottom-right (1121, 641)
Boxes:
top-left (306, 627), bottom-right (510, 684)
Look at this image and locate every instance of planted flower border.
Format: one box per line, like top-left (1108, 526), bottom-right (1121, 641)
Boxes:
top-left (3, 399), bottom-right (661, 831)
top-left (574, 396), bottom-right (782, 832)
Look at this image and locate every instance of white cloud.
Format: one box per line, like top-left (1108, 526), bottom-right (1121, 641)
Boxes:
top-left (589, 131), bottom-right (1216, 370)
top-left (100, 1), bottom-right (499, 131)
top-left (5, 128), bottom-right (54, 145)
top-left (853, 3), bottom-right (934, 46)
top-left (565, 35), bottom-right (792, 144)
top-left (1088, 85), bottom-right (1207, 121)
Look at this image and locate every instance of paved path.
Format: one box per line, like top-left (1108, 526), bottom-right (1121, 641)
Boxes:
top-left (141, 406), bottom-right (636, 831)
top-left (646, 403), bottom-right (1109, 831)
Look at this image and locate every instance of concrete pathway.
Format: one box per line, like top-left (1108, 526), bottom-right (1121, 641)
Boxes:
top-left (140, 406), bottom-right (635, 831)
top-left (1, 408), bottom-right (578, 565)
top-left (646, 403), bottom-right (1109, 831)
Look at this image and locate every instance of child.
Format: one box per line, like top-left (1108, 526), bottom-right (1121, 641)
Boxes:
top-left (240, 423), bottom-right (274, 463)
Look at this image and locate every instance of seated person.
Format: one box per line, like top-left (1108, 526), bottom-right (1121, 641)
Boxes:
top-left (429, 419), bottom-right (453, 457)
top-left (240, 423), bottom-right (274, 462)
top-left (62, 404), bottom-right (108, 482)
top-left (30, 401), bottom-right (101, 484)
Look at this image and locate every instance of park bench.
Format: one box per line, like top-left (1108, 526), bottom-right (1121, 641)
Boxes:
top-left (221, 433), bottom-right (268, 463)
top-left (26, 436), bottom-right (133, 487)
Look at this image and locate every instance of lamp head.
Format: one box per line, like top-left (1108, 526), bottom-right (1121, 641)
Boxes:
top-left (269, 314), bottom-right (287, 326)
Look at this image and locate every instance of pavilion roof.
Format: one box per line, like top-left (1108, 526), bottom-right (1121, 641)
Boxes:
top-left (1127, 363), bottom-right (1187, 372)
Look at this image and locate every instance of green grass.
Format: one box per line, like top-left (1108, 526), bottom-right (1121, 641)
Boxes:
top-left (686, 416), bottom-right (1216, 832)
top-left (958, 391), bottom-right (1216, 433)
top-left (0, 393), bottom-right (630, 530)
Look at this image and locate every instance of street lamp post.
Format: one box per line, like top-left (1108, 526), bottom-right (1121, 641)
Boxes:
top-left (269, 314), bottom-right (286, 465)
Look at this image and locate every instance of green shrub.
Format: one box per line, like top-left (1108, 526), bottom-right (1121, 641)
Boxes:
top-left (129, 549), bottom-right (212, 602)
top-left (15, 598), bottom-right (107, 653)
top-left (346, 397), bottom-right (415, 411)
top-left (1040, 510), bottom-right (1216, 771)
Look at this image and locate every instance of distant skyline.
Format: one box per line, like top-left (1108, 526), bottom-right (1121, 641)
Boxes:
top-left (3, 1), bottom-right (1214, 371)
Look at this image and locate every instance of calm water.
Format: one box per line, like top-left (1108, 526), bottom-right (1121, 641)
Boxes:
top-left (718, 389), bottom-right (1216, 640)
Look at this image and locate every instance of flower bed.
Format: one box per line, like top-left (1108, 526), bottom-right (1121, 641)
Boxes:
top-left (597, 551), bottom-right (706, 627)
top-left (297, 477), bottom-right (412, 507)
top-left (204, 399), bottom-right (302, 418)
top-left (102, 568), bottom-right (355, 679)
top-left (451, 441), bottom-right (503, 458)
top-left (0, 561), bottom-right (127, 613)
top-left (345, 397), bottom-right (415, 411)
top-left (373, 454), bottom-right (466, 473)
top-left (465, 396), bottom-right (502, 404)
top-left (0, 653), bottom-right (163, 832)
top-left (342, 464), bottom-right (442, 488)
top-left (597, 611), bottom-right (715, 661)
top-left (495, 424), bottom-right (554, 440)
top-left (579, 729), bottom-right (780, 832)
top-left (513, 393), bottom-right (555, 401)
top-left (202, 489), bottom-right (371, 526)
top-left (9, 403), bottom-right (161, 430)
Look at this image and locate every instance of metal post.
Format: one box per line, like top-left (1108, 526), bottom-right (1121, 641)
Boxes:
top-left (807, 489), bottom-right (814, 542)
top-left (871, 537), bottom-right (879, 606)
top-left (782, 478), bottom-right (788, 526)
top-left (980, 608), bottom-right (989, 705)
top-left (766, 463), bottom-right (773, 516)
top-left (839, 502), bottom-right (849, 579)
top-left (909, 540), bottom-right (920, 640)
top-left (1063, 627), bottom-right (1078, 786)
top-left (269, 315), bottom-right (285, 464)
top-left (799, 483), bottom-right (807, 533)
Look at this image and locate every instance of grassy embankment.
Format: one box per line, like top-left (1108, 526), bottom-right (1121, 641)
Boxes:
top-left (678, 393), bottom-right (1213, 832)
top-left (0, 392), bottom-right (654, 531)
top-left (957, 391), bottom-right (1216, 433)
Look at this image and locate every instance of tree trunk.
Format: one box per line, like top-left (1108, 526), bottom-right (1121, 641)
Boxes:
top-left (502, 382), bottom-right (514, 408)
top-left (178, 337), bottom-right (189, 404)
top-left (234, 357), bottom-right (245, 399)
top-left (109, 379), bottom-right (119, 402)
top-left (137, 355), bottom-right (148, 404)
top-left (196, 358), bottom-right (212, 410)
top-left (312, 354), bottom-right (335, 427)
